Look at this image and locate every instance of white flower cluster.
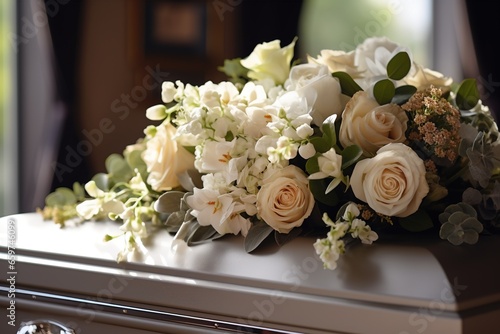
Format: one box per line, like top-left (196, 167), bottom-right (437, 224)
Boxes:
top-left (314, 203), bottom-right (378, 270)
top-left (158, 76), bottom-right (319, 235)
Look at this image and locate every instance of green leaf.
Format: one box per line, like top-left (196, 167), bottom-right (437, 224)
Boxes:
top-left (309, 179), bottom-right (339, 207)
top-left (45, 187), bottom-right (77, 206)
top-left (105, 154), bottom-right (133, 183)
top-left (321, 119), bottom-right (337, 147)
top-left (456, 78), bottom-right (480, 110)
top-left (331, 71), bottom-right (363, 97)
top-left (398, 210), bottom-right (434, 232)
top-left (387, 52), bottom-right (411, 80)
top-left (188, 225), bottom-right (221, 245)
top-left (310, 137), bottom-right (330, 153)
top-left (92, 173), bottom-right (109, 191)
top-left (274, 227), bottom-right (302, 246)
top-left (341, 145), bottom-right (363, 169)
top-left (305, 156), bottom-right (320, 174)
top-left (165, 211), bottom-right (185, 232)
top-left (72, 182), bottom-right (85, 201)
top-left (154, 191), bottom-right (186, 213)
top-left (217, 58), bottom-right (249, 82)
top-left (125, 148), bottom-right (147, 176)
top-left (373, 79), bottom-right (395, 105)
top-left (244, 220), bottom-right (274, 253)
top-left (392, 85), bottom-right (417, 105)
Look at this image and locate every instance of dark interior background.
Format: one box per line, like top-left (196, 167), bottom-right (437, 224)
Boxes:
top-left (14, 0), bottom-right (500, 213)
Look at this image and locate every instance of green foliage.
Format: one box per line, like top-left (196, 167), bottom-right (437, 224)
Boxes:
top-left (455, 79), bottom-right (480, 110)
top-left (45, 187), bottom-right (77, 206)
top-left (387, 51), bottom-right (411, 80)
top-left (331, 72), bottom-right (363, 97)
top-left (438, 203), bottom-right (483, 245)
top-left (392, 85), bottom-right (417, 105)
top-left (188, 225), bottom-right (221, 245)
top-left (218, 58), bottom-right (250, 84)
top-left (309, 179), bottom-right (339, 206)
top-left (154, 191), bottom-right (186, 214)
top-left (341, 145), bottom-right (363, 169)
top-left (244, 219), bottom-right (274, 253)
top-left (373, 79), bottom-right (395, 105)
top-left (105, 154), bottom-right (134, 184)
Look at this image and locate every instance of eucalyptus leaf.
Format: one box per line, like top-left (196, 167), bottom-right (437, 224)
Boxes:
top-left (373, 79), bottom-right (395, 105)
top-left (92, 173), bottom-right (109, 191)
top-left (244, 220), bottom-right (274, 253)
top-left (125, 149), bottom-right (147, 175)
top-left (387, 52), bottom-right (411, 80)
top-left (45, 187), bottom-right (77, 206)
top-left (392, 85), bottom-right (417, 105)
top-left (456, 78), bottom-right (479, 110)
top-left (105, 154), bottom-right (133, 183)
top-left (331, 72), bottom-right (363, 97)
top-left (310, 137), bottom-right (330, 153)
top-left (398, 210), bottom-right (434, 232)
top-left (305, 156), bottom-right (320, 174)
top-left (154, 191), bottom-right (186, 213)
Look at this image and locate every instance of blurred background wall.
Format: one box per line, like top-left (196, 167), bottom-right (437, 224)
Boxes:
top-left (0, 0), bottom-right (498, 214)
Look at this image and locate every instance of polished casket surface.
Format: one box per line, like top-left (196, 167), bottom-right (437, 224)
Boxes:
top-left (1, 212), bottom-right (499, 334)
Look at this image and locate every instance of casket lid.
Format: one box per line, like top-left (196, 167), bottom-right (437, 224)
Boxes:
top-left (1, 213), bottom-right (499, 333)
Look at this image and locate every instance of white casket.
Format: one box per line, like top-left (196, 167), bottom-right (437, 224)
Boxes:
top-left (1, 212), bottom-right (499, 334)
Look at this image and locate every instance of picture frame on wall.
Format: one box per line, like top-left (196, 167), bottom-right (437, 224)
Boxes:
top-left (143, 0), bottom-right (207, 57)
top-left (127, 0), bottom-right (238, 91)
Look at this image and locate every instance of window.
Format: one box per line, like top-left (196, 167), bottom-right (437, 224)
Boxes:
top-left (299, 0), bottom-right (433, 68)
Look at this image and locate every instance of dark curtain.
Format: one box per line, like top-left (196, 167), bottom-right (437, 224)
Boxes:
top-left (237, 0), bottom-right (304, 58)
top-left (465, 1), bottom-right (500, 122)
top-left (45, 0), bottom-right (91, 191)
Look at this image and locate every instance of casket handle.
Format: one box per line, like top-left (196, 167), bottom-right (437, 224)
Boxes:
top-left (17, 319), bottom-right (76, 334)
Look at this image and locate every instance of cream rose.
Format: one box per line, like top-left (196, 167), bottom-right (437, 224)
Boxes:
top-left (350, 143), bottom-right (429, 217)
top-left (339, 91), bottom-right (408, 157)
top-left (256, 165), bottom-right (315, 233)
top-left (240, 39), bottom-right (296, 86)
top-left (142, 122), bottom-right (195, 191)
top-left (307, 49), bottom-right (362, 79)
top-left (405, 63), bottom-right (453, 91)
top-left (285, 63), bottom-right (344, 126)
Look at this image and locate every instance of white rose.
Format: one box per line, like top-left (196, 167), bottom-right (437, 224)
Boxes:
top-left (256, 165), bottom-right (315, 233)
top-left (354, 37), bottom-right (413, 89)
top-left (286, 63), bottom-right (344, 126)
top-left (240, 39), bottom-right (296, 85)
top-left (142, 122), bottom-right (195, 191)
top-left (339, 91), bottom-right (408, 157)
top-left (350, 143), bottom-right (429, 217)
top-left (405, 63), bottom-right (453, 91)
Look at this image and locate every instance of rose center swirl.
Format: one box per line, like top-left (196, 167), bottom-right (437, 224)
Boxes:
top-left (376, 165), bottom-right (406, 201)
top-left (275, 184), bottom-right (300, 209)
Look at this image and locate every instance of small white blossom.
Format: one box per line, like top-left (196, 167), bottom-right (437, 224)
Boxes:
top-left (298, 142), bottom-right (316, 159)
top-left (350, 218), bottom-right (379, 244)
top-left (161, 81), bottom-right (177, 103)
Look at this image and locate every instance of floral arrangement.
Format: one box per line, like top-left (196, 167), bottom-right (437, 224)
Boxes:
top-left (39, 37), bottom-right (500, 270)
